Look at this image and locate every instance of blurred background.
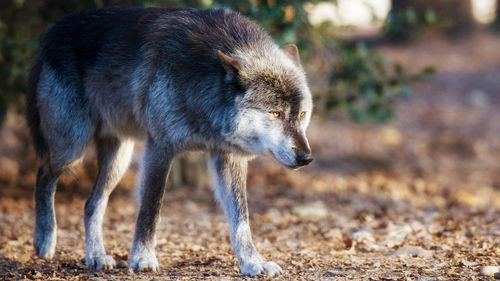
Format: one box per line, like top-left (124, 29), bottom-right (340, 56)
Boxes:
top-left (1, 1), bottom-right (500, 279)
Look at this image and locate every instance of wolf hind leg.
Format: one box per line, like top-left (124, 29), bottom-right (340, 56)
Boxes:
top-left (34, 163), bottom-right (61, 260)
top-left (34, 64), bottom-right (95, 260)
top-left (34, 139), bottom-right (93, 260)
top-left (85, 136), bottom-right (134, 270)
top-left (34, 139), bottom-right (90, 259)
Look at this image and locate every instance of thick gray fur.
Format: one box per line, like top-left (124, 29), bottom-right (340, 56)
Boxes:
top-left (27, 7), bottom-right (313, 277)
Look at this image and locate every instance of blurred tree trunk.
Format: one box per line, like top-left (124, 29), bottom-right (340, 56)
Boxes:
top-left (169, 154), bottom-right (209, 190)
top-left (391, 0), bottom-right (475, 33)
top-left (495, 0), bottom-right (500, 26)
top-left (498, 0), bottom-right (500, 19)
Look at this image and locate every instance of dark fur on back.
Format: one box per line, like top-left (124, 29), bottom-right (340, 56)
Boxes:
top-left (41, 7), bottom-right (171, 79)
top-left (37, 7), bottom-right (268, 88)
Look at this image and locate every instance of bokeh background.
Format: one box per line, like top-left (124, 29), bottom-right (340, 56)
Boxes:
top-left (1, 0), bottom-right (500, 280)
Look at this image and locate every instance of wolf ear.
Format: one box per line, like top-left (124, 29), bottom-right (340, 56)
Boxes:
top-left (217, 50), bottom-right (242, 76)
top-left (283, 44), bottom-right (300, 66)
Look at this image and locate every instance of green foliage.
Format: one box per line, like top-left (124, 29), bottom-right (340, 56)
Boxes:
top-left (0, 1), bottom-right (42, 122)
top-left (213, 0), bottom-right (315, 47)
top-left (325, 42), bottom-right (434, 122)
top-left (383, 7), bottom-right (444, 39)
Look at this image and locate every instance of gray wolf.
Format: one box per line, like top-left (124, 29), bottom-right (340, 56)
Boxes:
top-left (26, 7), bottom-right (313, 277)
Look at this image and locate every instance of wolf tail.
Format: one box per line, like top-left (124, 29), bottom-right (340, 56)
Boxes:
top-left (26, 53), bottom-right (47, 158)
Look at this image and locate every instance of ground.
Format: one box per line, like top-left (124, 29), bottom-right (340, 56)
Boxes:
top-left (1, 31), bottom-right (500, 280)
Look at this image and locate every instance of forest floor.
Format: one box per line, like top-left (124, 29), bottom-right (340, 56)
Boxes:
top-left (1, 31), bottom-right (500, 280)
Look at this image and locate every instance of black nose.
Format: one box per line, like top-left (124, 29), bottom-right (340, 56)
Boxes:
top-left (296, 154), bottom-right (313, 166)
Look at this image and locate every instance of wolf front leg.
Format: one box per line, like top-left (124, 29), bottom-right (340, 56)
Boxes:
top-left (209, 153), bottom-right (283, 277)
top-left (130, 139), bottom-right (173, 272)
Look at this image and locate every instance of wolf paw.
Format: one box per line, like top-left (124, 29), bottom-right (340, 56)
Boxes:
top-left (34, 232), bottom-right (56, 260)
top-left (130, 254), bottom-right (159, 272)
top-left (86, 254), bottom-right (116, 270)
top-left (240, 260), bottom-right (283, 277)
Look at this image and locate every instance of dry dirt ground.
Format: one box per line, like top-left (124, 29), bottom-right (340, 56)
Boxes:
top-left (1, 31), bottom-right (500, 280)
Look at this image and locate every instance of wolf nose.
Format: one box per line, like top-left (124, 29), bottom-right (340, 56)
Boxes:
top-left (296, 154), bottom-right (313, 166)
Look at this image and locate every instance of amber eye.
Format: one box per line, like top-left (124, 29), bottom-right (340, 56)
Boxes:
top-left (300, 111), bottom-right (306, 118)
top-left (271, 111), bottom-right (282, 118)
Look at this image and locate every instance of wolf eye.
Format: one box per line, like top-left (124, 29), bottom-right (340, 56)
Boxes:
top-left (270, 111), bottom-right (282, 119)
top-left (299, 111), bottom-right (306, 119)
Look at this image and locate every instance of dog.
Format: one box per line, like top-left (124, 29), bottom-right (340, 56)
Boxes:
top-left (26, 7), bottom-right (313, 276)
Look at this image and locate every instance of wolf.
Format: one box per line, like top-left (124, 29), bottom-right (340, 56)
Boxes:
top-left (26, 7), bottom-right (313, 277)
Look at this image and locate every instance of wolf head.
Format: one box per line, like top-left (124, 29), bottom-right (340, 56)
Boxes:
top-left (219, 44), bottom-right (313, 169)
